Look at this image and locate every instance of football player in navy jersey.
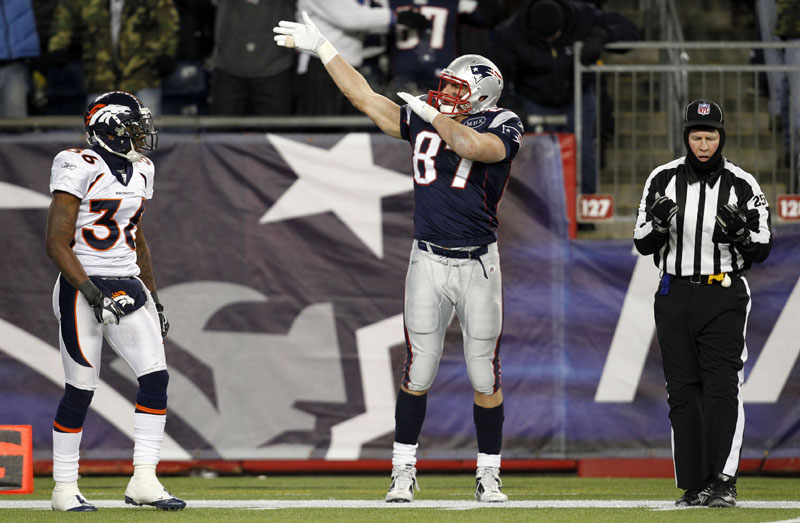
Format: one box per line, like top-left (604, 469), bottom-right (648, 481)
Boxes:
top-left (275, 12), bottom-right (523, 503)
top-left (45, 91), bottom-right (184, 511)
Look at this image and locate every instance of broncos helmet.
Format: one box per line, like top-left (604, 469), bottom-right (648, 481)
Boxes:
top-left (84, 91), bottom-right (158, 162)
top-left (427, 54), bottom-right (503, 116)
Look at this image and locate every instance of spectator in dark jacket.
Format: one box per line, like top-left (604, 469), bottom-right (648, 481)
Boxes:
top-left (491, 0), bottom-right (638, 195)
top-left (209, 0), bottom-right (295, 116)
top-left (0, 0), bottom-right (41, 117)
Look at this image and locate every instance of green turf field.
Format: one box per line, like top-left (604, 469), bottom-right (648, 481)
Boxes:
top-left (2, 474), bottom-right (800, 521)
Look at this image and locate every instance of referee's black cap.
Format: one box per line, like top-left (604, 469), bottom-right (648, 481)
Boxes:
top-left (684, 99), bottom-right (724, 129)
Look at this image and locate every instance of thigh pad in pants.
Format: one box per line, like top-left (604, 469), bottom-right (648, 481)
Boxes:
top-left (403, 246), bottom-right (451, 391)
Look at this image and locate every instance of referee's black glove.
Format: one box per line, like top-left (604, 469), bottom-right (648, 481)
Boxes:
top-left (716, 203), bottom-right (751, 245)
top-left (650, 193), bottom-right (678, 235)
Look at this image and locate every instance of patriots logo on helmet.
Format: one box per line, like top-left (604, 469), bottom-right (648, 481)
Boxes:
top-left (697, 102), bottom-right (711, 116)
top-left (470, 64), bottom-right (502, 84)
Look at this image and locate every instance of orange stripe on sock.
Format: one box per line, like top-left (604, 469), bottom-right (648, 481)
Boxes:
top-left (53, 421), bottom-right (82, 433)
top-left (135, 403), bottom-right (167, 415)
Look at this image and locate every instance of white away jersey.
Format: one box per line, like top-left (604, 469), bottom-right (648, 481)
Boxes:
top-left (49, 148), bottom-right (155, 277)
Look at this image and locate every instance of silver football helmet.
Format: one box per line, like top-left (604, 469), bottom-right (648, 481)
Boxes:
top-left (427, 54), bottom-right (503, 115)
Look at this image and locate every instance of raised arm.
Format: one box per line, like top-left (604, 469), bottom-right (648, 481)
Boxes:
top-left (274, 12), bottom-right (402, 138)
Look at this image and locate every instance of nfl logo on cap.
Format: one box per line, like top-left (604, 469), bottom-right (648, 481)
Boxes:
top-left (697, 103), bottom-right (711, 116)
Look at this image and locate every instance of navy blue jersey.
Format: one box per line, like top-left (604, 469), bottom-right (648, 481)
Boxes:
top-left (389, 0), bottom-right (464, 87)
top-left (400, 103), bottom-right (524, 247)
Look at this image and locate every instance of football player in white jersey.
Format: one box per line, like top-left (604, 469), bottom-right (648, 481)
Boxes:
top-left (45, 91), bottom-right (185, 511)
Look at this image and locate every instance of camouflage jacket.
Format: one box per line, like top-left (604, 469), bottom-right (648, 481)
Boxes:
top-left (776, 0), bottom-right (800, 40)
top-left (48, 0), bottom-right (179, 92)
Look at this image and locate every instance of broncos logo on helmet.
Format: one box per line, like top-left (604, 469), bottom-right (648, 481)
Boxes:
top-left (89, 104), bottom-right (132, 129)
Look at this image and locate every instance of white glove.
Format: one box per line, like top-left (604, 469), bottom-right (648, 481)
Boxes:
top-left (397, 92), bottom-right (441, 124)
top-left (273, 11), bottom-right (338, 65)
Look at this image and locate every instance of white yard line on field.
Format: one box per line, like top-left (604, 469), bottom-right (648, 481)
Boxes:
top-left (3, 500), bottom-right (800, 510)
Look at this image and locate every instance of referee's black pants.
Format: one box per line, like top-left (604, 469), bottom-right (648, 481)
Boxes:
top-left (654, 275), bottom-right (750, 490)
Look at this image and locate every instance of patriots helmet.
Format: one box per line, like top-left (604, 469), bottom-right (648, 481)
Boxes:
top-left (427, 54), bottom-right (503, 116)
top-left (84, 91), bottom-right (158, 162)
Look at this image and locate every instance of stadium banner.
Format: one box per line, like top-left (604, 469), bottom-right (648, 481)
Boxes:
top-left (1, 131), bottom-right (800, 464)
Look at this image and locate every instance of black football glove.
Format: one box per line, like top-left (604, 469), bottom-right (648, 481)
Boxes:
top-left (716, 203), bottom-right (751, 245)
top-left (151, 291), bottom-right (170, 338)
top-left (650, 192), bottom-right (679, 235)
top-left (155, 303), bottom-right (169, 337)
top-left (580, 27), bottom-right (608, 66)
top-left (396, 9), bottom-right (430, 31)
top-left (78, 280), bottom-right (124, 325)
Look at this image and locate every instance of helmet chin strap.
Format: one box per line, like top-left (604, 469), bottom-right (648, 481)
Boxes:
top-left (92, 132), bottom-right (142, 163)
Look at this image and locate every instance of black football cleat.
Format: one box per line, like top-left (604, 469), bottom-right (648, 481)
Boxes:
top-left (675, 486), bottom-right (711, 507)
top-left (707, 480), bottom-right (737, 508)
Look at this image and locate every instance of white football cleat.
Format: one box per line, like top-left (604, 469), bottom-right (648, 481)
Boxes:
top-left (51, 482), bottom-right (97, 512)
top-left (475, 466), bottom-right (508, 502)
top-left (124, 475), bottom-right (186, 510)
top-left (385, 464), bottom-right (419, 502)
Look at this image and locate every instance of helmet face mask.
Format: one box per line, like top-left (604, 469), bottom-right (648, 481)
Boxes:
top-left (427, 54), bottom-right (503, 116)
top-left (84, 91), bottom-right (158, 162)
top-left (428, 75), bottom-right (473, 115)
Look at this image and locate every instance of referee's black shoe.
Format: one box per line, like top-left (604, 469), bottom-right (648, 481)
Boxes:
top-left (675, 486), bottom-right (711, 507)
top-left (707, 477), bottom-right (737, 508)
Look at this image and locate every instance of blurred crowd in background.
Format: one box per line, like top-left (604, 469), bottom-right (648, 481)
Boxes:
top-left (1, 0), bottom-right (633, 122)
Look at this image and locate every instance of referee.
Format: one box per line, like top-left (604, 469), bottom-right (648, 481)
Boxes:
top-left (634, 99), bottom-right (772, 508)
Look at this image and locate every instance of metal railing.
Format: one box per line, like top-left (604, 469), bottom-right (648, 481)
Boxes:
top-left (0, 114), bottom-right (566, 132)
top-left (574, 40), bottom-right (800, 227)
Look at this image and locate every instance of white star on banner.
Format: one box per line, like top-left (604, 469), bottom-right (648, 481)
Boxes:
top-left (261, 133), bottom-right (412, 258)
top-left (0, 182), bottom-right (50, 209)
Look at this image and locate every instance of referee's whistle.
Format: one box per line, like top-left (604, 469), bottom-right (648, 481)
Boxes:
top-left (708, 273), bottom-right (732, 287)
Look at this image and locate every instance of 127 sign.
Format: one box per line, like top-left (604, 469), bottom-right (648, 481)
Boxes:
top-left (578, 194), bottom-right (614, 221)
top-left (778, 195), bottom-right (800, 221)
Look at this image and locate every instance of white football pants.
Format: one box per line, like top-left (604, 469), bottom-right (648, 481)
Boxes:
top-left (403, 241), bottom-right (503, 394)
top-left (52, 276), bottom-right (167, 390)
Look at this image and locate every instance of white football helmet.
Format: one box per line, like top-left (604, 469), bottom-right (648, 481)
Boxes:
top-left (427, 54), bottom-right (503, 116)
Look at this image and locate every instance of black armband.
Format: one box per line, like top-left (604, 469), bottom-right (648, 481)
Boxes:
top-left (77, 279), bottom-right (103, 306)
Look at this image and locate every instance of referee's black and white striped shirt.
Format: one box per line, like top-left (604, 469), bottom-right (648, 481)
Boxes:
top-left (634, 157), bottom-right (772, 276)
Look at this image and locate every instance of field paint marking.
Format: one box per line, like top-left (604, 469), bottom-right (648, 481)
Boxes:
top-left (4, 500), bottom-right (800, 510)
